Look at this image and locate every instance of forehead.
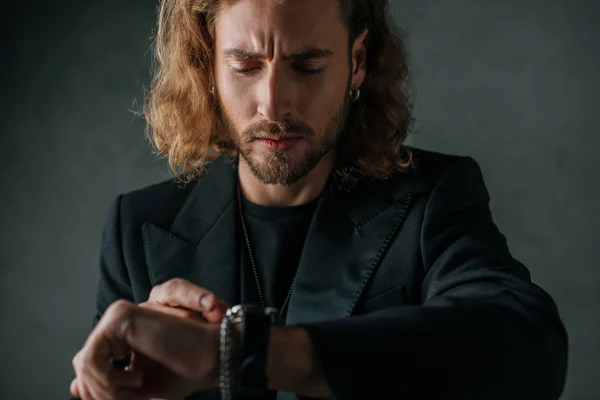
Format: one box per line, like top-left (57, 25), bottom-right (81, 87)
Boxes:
top-left (215, 0), bottom-right (347, 53)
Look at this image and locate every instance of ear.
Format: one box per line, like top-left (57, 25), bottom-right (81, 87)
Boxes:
top-left (350, 28), bottom-right (369, 89)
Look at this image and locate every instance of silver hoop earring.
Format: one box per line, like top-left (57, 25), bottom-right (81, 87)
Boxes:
top-left (349, 88), bottom-right (360, 102)
top-left (210, 86), bottom-right (215, 95)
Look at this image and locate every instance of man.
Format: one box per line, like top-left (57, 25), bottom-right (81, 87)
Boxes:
top-left (70, 0), bottom-right (568, 399)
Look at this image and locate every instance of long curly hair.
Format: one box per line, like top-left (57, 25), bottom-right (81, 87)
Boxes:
top-left (143, 0), bottom-right (414, 185)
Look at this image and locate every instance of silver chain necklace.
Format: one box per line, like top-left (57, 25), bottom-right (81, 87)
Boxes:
top-left (236, 185), bottom-right (296, 318)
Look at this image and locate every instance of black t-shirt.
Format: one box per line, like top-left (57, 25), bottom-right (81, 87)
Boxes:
top-left (239, 194), bottom-right (320, 323)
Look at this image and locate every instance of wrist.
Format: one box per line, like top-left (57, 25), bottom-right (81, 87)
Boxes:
top-left (266, 325), bottom-right (314, 393)
top-left (267, 325), bottom-right (333, 399)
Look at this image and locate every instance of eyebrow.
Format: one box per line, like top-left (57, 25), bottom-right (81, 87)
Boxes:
top-left (223, 47), bottom-right (334, 62)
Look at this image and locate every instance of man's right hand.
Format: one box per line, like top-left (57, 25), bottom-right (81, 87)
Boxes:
top-left (139, 278), bottom-right (230, 324)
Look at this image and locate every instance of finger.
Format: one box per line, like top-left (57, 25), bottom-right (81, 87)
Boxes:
top-left (113, 391), bottom-right (150, 400)
top-left (141, 298), bottom-right (225, 326)
top-left (79, 301), bottom-right (137, 398)
top-left (72, 352), bottom-right (96, 400)
top-left (110, 368), bottom-right (143, 388)
top-left (76, 375), bottom-right (102, 400)
top-left (70, 378), bottom-right (79, 397)
top-left (74, 354), bottom-right (111, 400)
top-left (149, 278), bottom-right (215, 312)
top-left (77, 380), bottom-right (92, 400)
top-left (87, 381), bottom-right (109, 400)
top-left (78, 364), bottom-right (143, 400)
top-left (140, 301), bottom-right (198, 317)
top-left (201, 300), bottom-right (230, 324)
top-left (77, 355), bottom-right (113, 400)
top-left (129, 350), bottom-right (136, 370)
top-left (139, 301), bottom-right (207, 322)
top-left (77, 344), bottom-right (132, 398)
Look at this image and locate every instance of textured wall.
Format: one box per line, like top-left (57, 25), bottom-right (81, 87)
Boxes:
top-left (1, 0), bottom-right (598, 398)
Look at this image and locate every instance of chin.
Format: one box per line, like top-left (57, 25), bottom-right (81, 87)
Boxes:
top-left (241, 139), bottom-right (333, 185)
top-left (244, 154), bottom-right (312, 186)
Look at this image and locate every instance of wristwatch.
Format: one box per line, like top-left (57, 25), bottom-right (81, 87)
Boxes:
top-left (220, 304), bottom-right (279, 400)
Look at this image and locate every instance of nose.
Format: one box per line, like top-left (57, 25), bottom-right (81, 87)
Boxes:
top-left (256, 64), bottom-right (294, 121)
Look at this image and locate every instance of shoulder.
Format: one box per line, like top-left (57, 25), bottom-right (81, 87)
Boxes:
top-left (113, 160), bottom-right (224, 231)
top-left (116, 176), bottom-right (197, 228)
top-left (404, 146), bottom-right (483, 185)
top-left (112, 156), bottom-right (236, 231)
top-left (396, 147), bottom-right (491, 215)
top-left (356, 146), bottom-right (485, 198)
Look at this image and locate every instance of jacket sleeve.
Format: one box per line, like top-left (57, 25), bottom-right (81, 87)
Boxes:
top-left (299, 157), bottom-right (568, 400)
top-left (70, 195), bottom-right (135, 400)
top-left (95, 194), bottom-right (135, 325)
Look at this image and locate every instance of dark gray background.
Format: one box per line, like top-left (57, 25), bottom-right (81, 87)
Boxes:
top-left (1, 0), bottom-right (598, 398)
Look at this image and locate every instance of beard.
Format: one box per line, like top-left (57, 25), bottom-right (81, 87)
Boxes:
top-left (221, 88), bottom-right (351, 186)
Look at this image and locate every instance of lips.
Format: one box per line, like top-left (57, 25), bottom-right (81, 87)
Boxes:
top-left (257, 137), bottom-right (300, 152)
top-left (255, 135), bottom-right (301, 141)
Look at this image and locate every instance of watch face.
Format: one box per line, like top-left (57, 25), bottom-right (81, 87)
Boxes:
top-left (232, 304), bottom-right (279, 314)
top-left (226, 304), bottom-right (280, 324)
top-left (242, 304), bottom-right (264, 313)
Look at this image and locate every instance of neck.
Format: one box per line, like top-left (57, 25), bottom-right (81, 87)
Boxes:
top-left (238, 151), bottom-right (336, 207)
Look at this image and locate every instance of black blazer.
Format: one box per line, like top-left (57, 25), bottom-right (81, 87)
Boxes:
top-left (90, 148), bottom-right (567, 400)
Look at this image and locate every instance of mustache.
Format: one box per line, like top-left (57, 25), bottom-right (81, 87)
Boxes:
top-left (242, 120), bottom-right (314, 142)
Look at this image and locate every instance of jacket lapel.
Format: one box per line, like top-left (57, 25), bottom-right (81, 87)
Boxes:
top-left (141, 157), bottom-right (241, 305)
top-left (284, 172), bottom-right (422, 325)
top-left (277, 171), bottom-right (423, 400)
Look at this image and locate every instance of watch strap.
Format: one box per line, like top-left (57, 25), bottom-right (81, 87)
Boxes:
top-left (235, 304), bottom-right (278, 397)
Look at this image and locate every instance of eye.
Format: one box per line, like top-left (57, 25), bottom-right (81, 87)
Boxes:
top-left (231, 67), bottom-right (259, 74)
top-left (295, 66), bottom-right (325, 76)
top-left (294, 62), bottom-right (326, 76)
top-left (229, 62), bottom-right (261, 75)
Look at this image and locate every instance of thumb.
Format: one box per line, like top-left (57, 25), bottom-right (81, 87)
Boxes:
top-left (201, 300), bottom-right (229, 324)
